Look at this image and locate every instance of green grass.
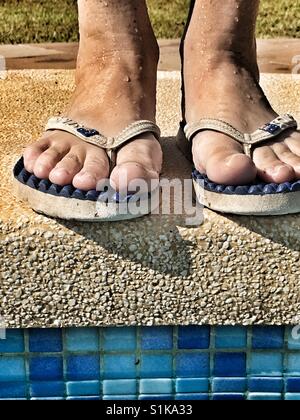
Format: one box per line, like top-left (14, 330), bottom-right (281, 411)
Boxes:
top-left (0, 0), bottom-right (299, 44)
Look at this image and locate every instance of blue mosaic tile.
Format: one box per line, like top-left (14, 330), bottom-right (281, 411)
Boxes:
top-left (103, 395), bottom-right (137, 401)
top-left (103, 380), bottom-right (137, 395)
top-left (67, 355), bottom-right (100, 381)
top-left (248, 393), bottom-right (282, 401)
top-left (248, 378), bottom-right (283, 393)
top-left (0, 330), bottom-right (24, 353)
top-left (252, 326), bottom-right (284, 349)
top-left (285, 393), bottom-right (300, 401)
top-left (67, 396), bottom-right (101, 401)
top-left (140, 379), bottom-right (173, 394)
top-left (29, 329), bottom-right (62, 353)
top-left (30, 381), bottom-right (65, 398)
top-left (286, 378), bottom-right (300, 393)
top-left (0, 382), bottom-right (26, 399)
top-left (212, 393), bottom-right (245, 401)
top-left (212, 378), bottom-right (247, 393)
top-left (215, 326), bottom-right (247, 349)
top-left (287, 353), bottom-right (300, 375)
top-left (65, 328), bottom-right (99, 352)
top-left (67, 381), bottom-right (100, 397)
top-left (30, 356), bottom-right (63, 381)
top-left (139, 395), bottom-right (174, 401)
top-left (0, 398), bottom-right (27, 401)
top-left (287, 327), bottom-right (300, 350)
top-left (141, 327), bottom-right (173, 350)
top-left (31, 397), bottom-right (65, 401)
top-left (175, 394), bottom-right (209, 401)
top-left (103, 328), bottom-right (136, 351)
top-left (175, 378), bottom-right (209, 393)
top-left (250, 353), bottom-right (283, 376)
top-left (104, 355), bottom-right (137, 379)
top-left (176, 353), bottom-right (210, 378)
top-left (0, 358), bottom-right (26, 382)
top-left (141, 355), bottom-right (173, 378)
top-left (0, 326), bottom-right (299, 400)
top-left (214, 353), bottom-right (246, 377)
top-left (178, 326), bottom-right (210, 349)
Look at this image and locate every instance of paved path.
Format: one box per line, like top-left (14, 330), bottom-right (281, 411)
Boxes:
top-left (1, 70), bottom-right (300, 327)
top-left (0, 38), bottom-right (299, 73)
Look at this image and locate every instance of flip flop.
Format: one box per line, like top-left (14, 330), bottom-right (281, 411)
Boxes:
top-left (13, 117), bottom-right (161, 221)
top-left (177, 114), bottom-right (300, 216)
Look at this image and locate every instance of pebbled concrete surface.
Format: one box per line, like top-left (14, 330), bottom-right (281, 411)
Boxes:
top-left (1, 70), bottom-right (300, 327)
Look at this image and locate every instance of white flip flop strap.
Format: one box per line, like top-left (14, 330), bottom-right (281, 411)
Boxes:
top-left (45, 117), bottom-right (161, 162)
top-left (184, 114), bottom-right (298, 157)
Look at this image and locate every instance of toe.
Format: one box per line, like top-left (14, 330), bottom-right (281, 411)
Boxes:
top-left (283, 131), bottom-right (300, 158)
top-left (270, 142), bottom-right (300, 178)
top-left (23, 139), bottom-right (49, 173)
top-left (206, 152), bottom-right (257, 185)
top-left (110, 135), bottom-right (162, 193)
top-left (49, 146), bottom-right (85, 186)
top-left (33, 145), bottom-right (69, 179)
top-left (73, 148), bottom-right (109, 191)
top-left (193, 132), bottom-right (257, 185)
top-left (253, 145), bottom-right (295, 184)
top-left (110, 162), bottom-right (159, 193)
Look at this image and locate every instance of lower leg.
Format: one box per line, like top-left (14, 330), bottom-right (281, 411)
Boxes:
top-left (183, 0), bottom-right (300, 185)
top-left (73, 0), bottom-right (159, 132)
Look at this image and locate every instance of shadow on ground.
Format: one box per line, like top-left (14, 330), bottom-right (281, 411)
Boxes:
top-left (227, 214), bottom-right (300, 252)
top-left (57, 137), bottom-right (198, 277)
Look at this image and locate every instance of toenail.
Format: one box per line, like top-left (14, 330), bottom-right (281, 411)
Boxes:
top-left (266, 165), bottom-right (289, 176)
top-left (35, 164), bottom-right (49, 173)
top-left (25, 160), bottom-right (35, 171)
top-left (77, 172), bottom-right (96, 181)
top-left (225, 154), bottom-right (243, 167)
top-left (52, 168), bottom-right (69, 176)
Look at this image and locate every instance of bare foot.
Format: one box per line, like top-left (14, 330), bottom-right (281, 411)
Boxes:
top-left (24, 0), bottom-right (162, 191)
top-left (183, 0), bottom-right (300, 186)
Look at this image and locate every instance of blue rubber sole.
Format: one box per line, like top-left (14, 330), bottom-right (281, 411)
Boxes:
top-left (13, 158), bottom-right (138, 203)
top-left (192, 169), bottom-right (300, 196)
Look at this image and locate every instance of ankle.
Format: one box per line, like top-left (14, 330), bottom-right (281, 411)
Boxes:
top-left (77, 25), bottom-right (159, 80)
top-left (183, 35), bottom-right (259, 80)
